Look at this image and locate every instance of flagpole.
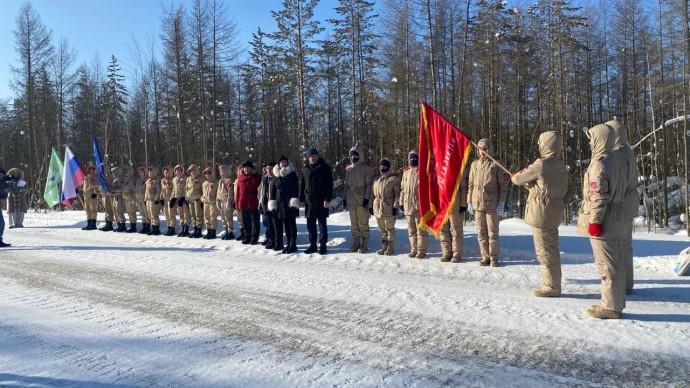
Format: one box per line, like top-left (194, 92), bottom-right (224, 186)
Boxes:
top-left (469, 140), bottom-right (512, 175)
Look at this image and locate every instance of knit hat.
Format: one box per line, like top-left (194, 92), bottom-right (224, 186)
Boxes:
top-left (266, 161), bottom-right (277, 167)
top-left (306, 148), bottom-right (319, 158)
top-left (0, 168), bottom-right (5, 175)
top-left (242, 160), bottom-right (254, 168)
top-left (278, 155), bottom-right (289, 163)
top-left (408, 151), bottom-right (418, 158)
top-left (379, 158), bottom-right (391, 169)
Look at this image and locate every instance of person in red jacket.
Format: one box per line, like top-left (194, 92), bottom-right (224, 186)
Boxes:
top-left (236, 160), bottom-right (262, 244)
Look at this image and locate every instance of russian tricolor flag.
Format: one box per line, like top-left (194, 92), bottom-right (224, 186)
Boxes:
top-left (61, 145), bottom-right (87, 207)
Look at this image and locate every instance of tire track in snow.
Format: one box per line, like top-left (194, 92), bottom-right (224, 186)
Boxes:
top-left (2, 256), bottom-right (686, 386)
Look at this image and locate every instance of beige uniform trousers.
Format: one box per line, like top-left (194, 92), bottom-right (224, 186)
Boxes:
top-left (189, 200), bottom-right (203, 227)
top-left (533, 227), bottom-right (561, 291)
top-left (622, 222), bottom-right (634, 293)
top-left (236, 208), bottom-right (244, 229)
top-left (111, 196), bottom-right (126, 224)
top-left (125, 199), bottom-right (137, 224)
top-left (176, 203), bottom-right (191, 226)
top-left (137, 199), bottom-right (150, 224)
top-left (590, 238), bottom-right (626, 312)
top-left (147, 202), bottom-right (161, 226)
top-left (84, 198), bottom-right (99, 220)
top-left (475, 210), bottom-right (500, 262)
top-left (219, 202), bottom-right (234, 231)
top-left (349, 205), bottom-right (370, 239)
top-left (376, 216), bottom-right (396, 244)
top-left (440, 211), bottom-right (464, 259)
top-left (103, 196), bottom-right (114, 222)
top-left (164, 200), bottom-right (178, 228)
top-left (204, 203), bottom-right (220, 229)
top-left (406, 214), bottom-right (428, 255)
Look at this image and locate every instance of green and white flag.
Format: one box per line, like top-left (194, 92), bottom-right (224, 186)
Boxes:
top-left (44, 147), bottom-right (64, 207)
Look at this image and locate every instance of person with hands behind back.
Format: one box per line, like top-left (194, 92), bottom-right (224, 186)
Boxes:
top-left (372, 158), bottom-right (401, 256)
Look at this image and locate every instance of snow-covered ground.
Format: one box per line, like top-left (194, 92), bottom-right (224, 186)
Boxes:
top-left (0, 210), bottom-right (688, 387)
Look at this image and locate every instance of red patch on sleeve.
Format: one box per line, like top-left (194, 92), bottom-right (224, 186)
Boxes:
top-left (590, 181), bottom-right (599, 194)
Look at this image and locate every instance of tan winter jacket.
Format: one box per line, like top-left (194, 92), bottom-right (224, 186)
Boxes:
top-left (144, 166), bottom-right (161, 202)
top-left (468, 139), bottom-right (510, 211)
top-left (123, 167), bottom-right (137, 201)
top-left (511, 131), bottom-right (576, 229)
top-left (173, 165), bottom-right (187, 199)
top-left (216, 165), bottom-right (234, 204)
top-left (201, 168), bottom-right (218, 205)
top-left (135, 167), bottom-right (147, 201)
top-left (372, 170), bottom-right (401, 218)
top-left (82, 171), bottom-right (101, 199)
top-left (345, 147), bottom-right (374, 207)
top-left (160, 167), bottom-right (175, 201)
top-left (110, 167), bottom-right (124, 197)
top-left (606, 120), bottom-right (640, 220)
top-left (577, 124), bottom-right (627, 239)
top-left (186, 164), bottom-right (203, 201)
top-left (399, 165), bottom-right (420, 216)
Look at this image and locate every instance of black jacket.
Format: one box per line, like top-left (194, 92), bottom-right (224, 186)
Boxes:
top-left (270, 163), bottom-right (299, 219)
top-left (300, 157), bottom-right (333, 218)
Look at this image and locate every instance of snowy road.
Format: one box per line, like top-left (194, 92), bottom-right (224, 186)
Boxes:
top-left (0, 212), bottom-right (689, 387)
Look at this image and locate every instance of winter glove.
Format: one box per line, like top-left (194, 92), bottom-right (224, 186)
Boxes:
top-left (459, 206), bottom-right (467, 214)
top-left (363, 199), bottom-right (369, 208)
top-left (369, 207), bottom-right (374, 216)
top-left (232, 203), bottom-right (237, 210)
top-left (170, 198), bottom-right (177, 208)
top-left (342, 199), bottom-right (347, 209)
top-left (90, 193), bottom-right (98, 199)
top-left (496, 202), bottom-right (505, 214)
top-left (177, 196), bottom-right (186, 207)
top-left (588, 223), bottom-right (604, 237)
top-left (392, 208), bottom-right (399, 216)
top-left (399, 206), bottom-right (404, 214)
top-left (200, 202), bottom-right (204, 209)
top-left (467, 203), bottom-right (474, 215)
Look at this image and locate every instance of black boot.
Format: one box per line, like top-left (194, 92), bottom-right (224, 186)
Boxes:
top-left (148, 225), bottom-right (161, 236)
top-left (115, 223), bottom-right (127, 232)
top-left (0, 239), bottom-right (10, 248)
top-left (221, 229), bottom-right (234, 240)
top-left (188, 226), bottom-right (198, 238)
top-left (236, 228), bottom-right (245, 241)
top-left (164, 226), bottom-right (176, 236)
top-left (318, 244), bottom-right (327, 255)
top-left (81, 220), bottom-right (91, 230)
top-left (139, 223), bottom-right (151, 234)
top-left (286, 239), bottom-right (298, 254)
top-left (265, 239), bottom-right (275, 249)
top-left (304, 244), bottom-right (317, 254)
top-left (206, 229), bottom-right (216, 239)
top-left (273, 241), bottom-right (285, 252)
top-left (100, 221), bottom-right (114, 232)
top-left (178, 225), bottom-right (190, 237)
top-left (191, 226), bottom-right (203, 238)
top-left (126, 223), bottom-right (138, 233)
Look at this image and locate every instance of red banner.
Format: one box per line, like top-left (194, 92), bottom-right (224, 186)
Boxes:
top-left (418, 102), bottom-right (473, 237)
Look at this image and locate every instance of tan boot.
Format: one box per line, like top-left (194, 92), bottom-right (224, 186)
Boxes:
top-left (377, 241), bottom-right (387, 255)
top-left (384, 241), bottom-right (394, 256)
top-left (490, 259), bottom-right (499, 267)
top-left (358, 237), bottom-right (369, 253)
top-left (479, 258), bottom-right (490, 266)
top-left (408, 250), bottom-right (417, 258)
top-left (451, 256), bottom-right (462, 263)
top-left (586, 306), bottom-right (621, 319)
top-left (348, 237), bottom-right (361, 253)
top-left (440, 255), bottom-right (452, 262)
top-left (416, 251), bottom-right (426, 259)
top-left (533, 287), bottom-right (560, 298)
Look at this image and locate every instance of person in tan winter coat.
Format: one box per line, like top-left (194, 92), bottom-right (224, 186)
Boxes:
top-left (399, 151), bottom-right (428, 258)
top-left (372, 158), bottom-right (401, 256)
top-left (81, 165), bottom-right (101, 231)
top-left (173, 165), bottom-right (191, 237)
top-left (160, 166), bottom-right (177, 236)
top-left (344, 146), bottom-right (374, 253)
top-left (123, 166), bottom-right (138, 233)
top-left (135, 166), bottom-right (151, 234)
top-left (606, 119), bottom-right (640, 295)
top-left (110, 167), bottom-right (127, 232)
top-left (98, 168), bottom-right (115, 231)
top-left (577, 123), bottom-right (627, 319)
top-left (217, 165), bottom-right (235, 240)
top-left (467, 138), bottom-right (510, 266)
top-left (511, 131), bottom-right (576, 297)
top-left (439, 169), bottom-right (469, 263)
top-left (201, 167), bottom-right (219, 239)
top-left (144, 166), bottom-right (162, 235)
top-left (186, 164), bottom-right (204, 238)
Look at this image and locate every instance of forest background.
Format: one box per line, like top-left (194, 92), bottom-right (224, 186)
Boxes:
top-left (1, 0), bottom-right (688, 233)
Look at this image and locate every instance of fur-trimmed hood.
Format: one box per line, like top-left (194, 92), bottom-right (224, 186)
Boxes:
top-left (273, 160), bottom-right (295, 178)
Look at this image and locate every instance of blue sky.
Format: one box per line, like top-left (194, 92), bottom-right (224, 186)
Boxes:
top-left (0, 0), bottom-right (343, 100)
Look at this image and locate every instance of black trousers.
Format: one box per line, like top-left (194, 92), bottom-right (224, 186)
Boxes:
top-left (241, 210), bottom-right (260, 242)
top-left (283, 217), bottom-right (297, 243)
top-left (306, 216), bottom-right (327, 245)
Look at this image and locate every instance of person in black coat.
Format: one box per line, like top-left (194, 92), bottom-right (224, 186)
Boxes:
top-left (260, 162), bottom-right (276, 247)
top-left (299, 148), bottom-right (333, 254)
top-left (269, 155), bottom-right (300, 253)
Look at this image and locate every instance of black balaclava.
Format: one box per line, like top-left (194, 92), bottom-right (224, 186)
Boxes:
top-left (379, 158), bottom-right (391, 173)
top-left (350, 150), bottom-right (360, 164)
top-left (409, 152), bottom-right (418, 167)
